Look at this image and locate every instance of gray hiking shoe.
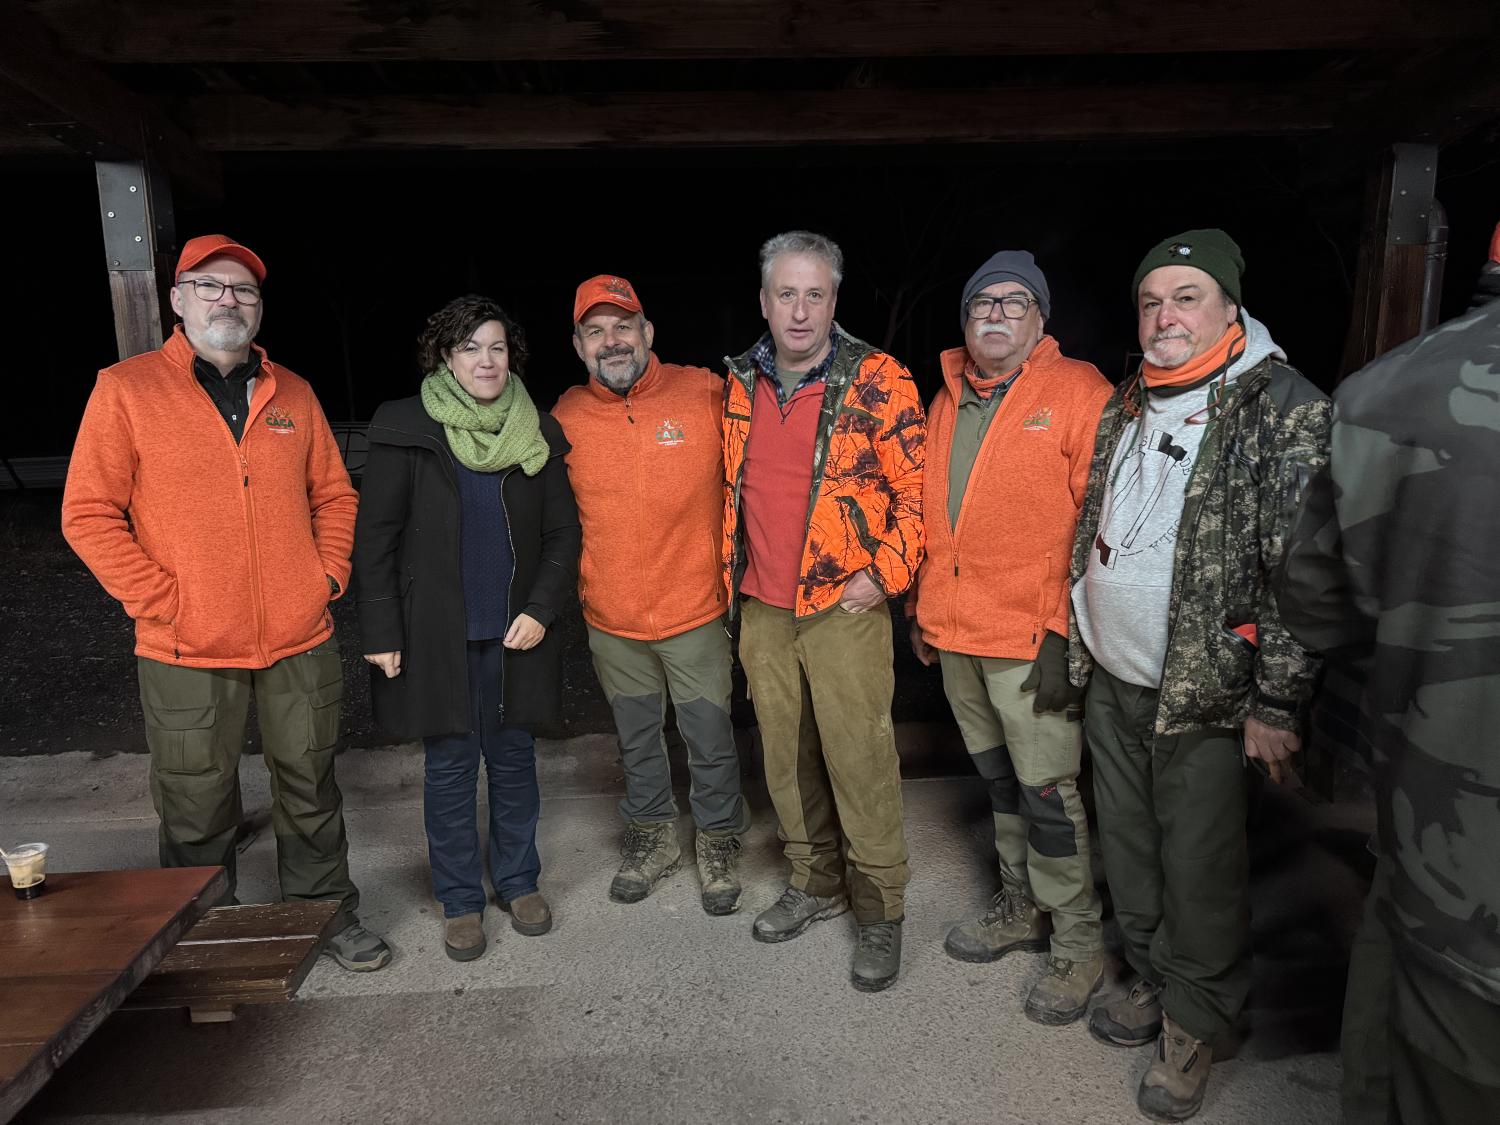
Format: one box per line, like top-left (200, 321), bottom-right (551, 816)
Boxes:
top-left (851, 921), bottom-right (903, 992)
top-left (1089, 976), bottom-right (1164, 1047)
top-left (752, 885), bottom-right (849, 943)
top-left (695, 831), bottom-right (743, 916)
top-left (943, 887), bottom-right (1050, 963)
top-left (609, 820), bottom-right (681, 903)
top-left (322, 920), bottom-right (392, 972)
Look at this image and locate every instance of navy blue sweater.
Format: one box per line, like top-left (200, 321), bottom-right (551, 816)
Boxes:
top-left (455, 462), bottom-right (514, 640)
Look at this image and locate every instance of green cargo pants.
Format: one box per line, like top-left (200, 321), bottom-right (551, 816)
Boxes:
top-left (738, 597), bottom-right (908, 924)
top-left (1085, 663), bottom-right (1249, 1045)
top-left (1342, 858), bottom-right (1500, 1125)
top-left (586, 618), bottom-right (748, 834)
top-left (939, 650), bottom-right (1102, 960)
top-left (137, 634), bottom-right (360, 929)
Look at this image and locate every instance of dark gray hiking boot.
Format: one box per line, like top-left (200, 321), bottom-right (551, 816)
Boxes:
top-left (851, 921), bottom-right (903, 992)
top-left (1089, 976), bottom-right (1164, 1047)
top-left (694, 830), bottom-right (743, 915)
top-left (609, 820), bottom-right (681, 903)
top-left (751, 885), bottom-right (848, 943)
top-left (943, 887), bottom-right (1050, 963)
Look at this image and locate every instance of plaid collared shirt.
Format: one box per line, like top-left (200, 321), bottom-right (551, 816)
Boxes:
top-left (749, 329), bottom-right (841, 406)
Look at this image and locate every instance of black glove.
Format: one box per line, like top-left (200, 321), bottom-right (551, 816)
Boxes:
top-left (1019, 631), bottom-right (1082, 714)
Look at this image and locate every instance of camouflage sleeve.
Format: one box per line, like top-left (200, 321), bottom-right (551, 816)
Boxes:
top-left (1251, 395), bottom-right (1332, 731)
top-left (868, 359), bottom-right (928, 596)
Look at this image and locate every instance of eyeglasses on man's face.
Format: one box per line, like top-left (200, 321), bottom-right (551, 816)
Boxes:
top-left (182, 277), bottom-right (262, 306)
top-left (966, 294), bottom-right (1035, 321)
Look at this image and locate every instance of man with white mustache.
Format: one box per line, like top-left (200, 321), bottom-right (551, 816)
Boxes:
top-left (909, 251), bottom-right (1111, 1025)
top-left (63, 234), bottom-right (391, 972)
top-left (1068, 229), bottom-right (1330, 1120)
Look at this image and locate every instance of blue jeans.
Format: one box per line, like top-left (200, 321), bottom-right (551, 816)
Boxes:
top-left (422, 640), bottom-right (541, 917)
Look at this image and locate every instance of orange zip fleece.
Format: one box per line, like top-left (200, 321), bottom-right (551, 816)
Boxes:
top-left (551, 353), bottom-right (727, 641)
top-left (912, 336), bottom-right (1110, 659)
top-left (62, 327), bottom-right (357, 669)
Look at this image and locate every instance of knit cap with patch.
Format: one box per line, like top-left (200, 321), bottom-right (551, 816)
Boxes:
top-left (1132, 229), bottom-right (1244, 306)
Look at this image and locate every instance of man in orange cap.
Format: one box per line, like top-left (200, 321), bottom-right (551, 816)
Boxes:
top-left (552, 275), bottom-right (749, 913)
top-left (63, 234), bottom-right (391, 971)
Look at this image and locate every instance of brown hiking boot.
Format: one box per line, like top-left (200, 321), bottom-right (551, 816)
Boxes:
top-left (694, 830), bottom-right (743, 915)
top-left (943, 887), bottom-right (1050, 963)
top-left (1024, 953), bottom-right (1104, 1026)
top-left (501, 891), bottom-right (552, 936)
top-left (1089, 976), bottom-right (1163, 1047)
top-left (609, 820), bottom-right (681, 903)
top-left (1137, 1015), bottom-right (1213, 1122)
top-left (443, 913), bottom-right (486, 962)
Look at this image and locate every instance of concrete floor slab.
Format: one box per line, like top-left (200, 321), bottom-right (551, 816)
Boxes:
top-left (4, 742), bottom-right (1362, 1124)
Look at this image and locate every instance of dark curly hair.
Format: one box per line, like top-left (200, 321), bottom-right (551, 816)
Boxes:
top-left (416, 294), bottom-right (528, 378)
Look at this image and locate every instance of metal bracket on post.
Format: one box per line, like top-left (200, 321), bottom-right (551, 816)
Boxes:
top-left (1387, 142), bottom-right (1438, 249)
top-left (96, 157), bottom-right (176, 359)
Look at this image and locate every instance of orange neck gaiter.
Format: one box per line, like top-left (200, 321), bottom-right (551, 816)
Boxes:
top-left (965, 360), bottom-right (1019, 399)
top-left (1141, 323), bottom-right (1245, 389)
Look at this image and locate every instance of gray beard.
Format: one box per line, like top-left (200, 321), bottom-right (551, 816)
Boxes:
top-left (200, 317), bottom-right (253, 353)
top-left (594, 354), bottom-right (645, 392)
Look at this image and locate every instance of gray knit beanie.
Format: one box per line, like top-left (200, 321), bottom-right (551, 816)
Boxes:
top-left (960, 250), bottom-right (1050, 332)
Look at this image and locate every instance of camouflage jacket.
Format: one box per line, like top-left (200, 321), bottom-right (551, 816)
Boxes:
top-left (1068, 351), bottom-right (1331, 737)
top-left (1277, 301), bottom-right (1500, 1003)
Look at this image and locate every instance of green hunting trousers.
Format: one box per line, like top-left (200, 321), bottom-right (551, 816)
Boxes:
top-left (739, 597), bottom-right (908, 924)
top-left (137, 634), bottom-right (360, 929)
top-left (939, 650), bottom-right (1102, 960)
top-left (586, 618), bottom-right (747, 834)
top-left (1085, 663), bottom-right (1249, 1045)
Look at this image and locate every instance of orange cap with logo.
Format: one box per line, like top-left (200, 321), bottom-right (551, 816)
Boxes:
top-left (175, 234), bottom-right (267, 284)
top-left (573, 274), bottom-right (642, 323)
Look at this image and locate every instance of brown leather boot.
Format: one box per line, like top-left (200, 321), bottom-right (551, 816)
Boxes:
top-left (1137, 1015), bottom-right (1213, 1122)
top-left (1024, 953), bottom-right (1104, 1026)
top-left (443, 913), bottom-right (486, 962)
top-left (502, 892), bottom-right (552, 936)
top-left (1089, 976), bottom-right (1163, 1047)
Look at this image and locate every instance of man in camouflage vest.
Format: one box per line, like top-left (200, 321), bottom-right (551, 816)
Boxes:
top-left (1277, 227), bottom-right (1500, 1124)
top-left (1069, 229), bottom-right (1330, 1121)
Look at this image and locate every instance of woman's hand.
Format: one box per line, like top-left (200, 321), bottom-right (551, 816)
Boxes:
top-left (364, 651), bottom-right (402, 678)
top-left (503, 613), bottom-right (546, 651)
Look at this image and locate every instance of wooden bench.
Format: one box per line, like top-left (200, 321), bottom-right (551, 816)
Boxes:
top-left (123, 900), bottom-right (340, 1024)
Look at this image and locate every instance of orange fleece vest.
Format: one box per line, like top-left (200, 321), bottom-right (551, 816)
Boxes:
top-left (912, 336), bottom-right (1111, 660)
top-left (62, 327), bottom-right (358, 669)
top-left (551, 354), bottom-right (727, 641)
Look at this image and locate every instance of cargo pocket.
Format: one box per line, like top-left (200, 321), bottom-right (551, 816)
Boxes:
top-left (144, 703), bottom-right (218, 774)
top-left (308, 676), bottom-right (343, 751)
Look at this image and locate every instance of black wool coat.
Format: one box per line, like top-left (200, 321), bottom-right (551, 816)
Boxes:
top-left (352, 395), bottom-right (581, 739)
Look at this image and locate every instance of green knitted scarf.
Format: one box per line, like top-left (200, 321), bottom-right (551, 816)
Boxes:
top-left (420, 365), bottom-right (549, 476)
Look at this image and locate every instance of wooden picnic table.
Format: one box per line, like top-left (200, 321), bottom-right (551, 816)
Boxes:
top-left (0, 866), bottom-right (227, 1124)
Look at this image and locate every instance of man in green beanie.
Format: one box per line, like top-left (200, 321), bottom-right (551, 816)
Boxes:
top-left (1067, 229), bottom-right (1331, 1121)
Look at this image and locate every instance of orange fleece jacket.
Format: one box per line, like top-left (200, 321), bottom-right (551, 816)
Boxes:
top-left (62, 327), bottom-right (358, 669)
top-left (912, 336), bottom-right (1110, 660)
top-left (551, 353), bottom-right (727, 641)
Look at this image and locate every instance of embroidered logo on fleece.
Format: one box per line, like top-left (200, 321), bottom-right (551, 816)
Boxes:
top-left (1021, 406), bottom-right (1053, 432)
top-left (655, 418), bottom-right (685, 447)
top-left (265, 407), bottom-right (296, 433)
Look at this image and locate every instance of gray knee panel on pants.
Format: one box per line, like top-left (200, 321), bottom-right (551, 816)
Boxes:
top-left (1020, 782), bottom-right (1078, 858)
top-left (971, 744), bottom-right (1020, 816)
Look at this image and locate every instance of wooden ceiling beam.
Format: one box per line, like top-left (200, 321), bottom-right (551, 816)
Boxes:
top-left (182, 84), bottom-right (1379, 151)
top-left (0, 0), bottom-right (220, 196)
top-left (24, 0), bottom-right (1496, 63)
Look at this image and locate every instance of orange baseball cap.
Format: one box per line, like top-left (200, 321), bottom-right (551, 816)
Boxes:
top-left (573, 274), bottom-right (642, 323)
top-left (175, 234), bottom-right (267, 284)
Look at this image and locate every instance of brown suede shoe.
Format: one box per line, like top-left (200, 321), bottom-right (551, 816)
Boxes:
top-left (502, 892), bottom-right (553, 936)
top-left (443, 913), bottom-right (486, 962)
top-left (1137, 1015), bottom-right (1213, 1122)
top-left (1089, 976), bottom-right (1163, 1047)
top-left (1024, 953), bottom-right (1104, 1026)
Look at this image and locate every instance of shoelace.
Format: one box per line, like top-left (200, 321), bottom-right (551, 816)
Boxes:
top-left (1045, 956), bottom-right (1074, 979)
top-left (859, 924), bottom-right (898, 955)
top-left (1159, 1028), bottom-right (1204, 1072)
top-left (702, 836), bottom-right (740, 881)
top-left (621, 825), bottom-right (658, 865)
top-left (771, 885), bottom-right (810, 913)
top-left (1130, 979), bottom-right (1160, 1007)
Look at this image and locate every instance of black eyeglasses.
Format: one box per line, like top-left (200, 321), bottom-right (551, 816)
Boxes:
top-left (966, 294), bottom-right (1035, 320)
top-left (182, 278), bottom-right (262, 305)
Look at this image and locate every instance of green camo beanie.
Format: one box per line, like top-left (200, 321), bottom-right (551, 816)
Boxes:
top-left (1132, 228), bottom-right (1244, 306)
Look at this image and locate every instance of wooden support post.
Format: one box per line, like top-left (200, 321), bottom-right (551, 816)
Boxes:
top-left (1340, 143), bottom-right (1443, 377)
top-left (96, 157), bottom-right (175, 360)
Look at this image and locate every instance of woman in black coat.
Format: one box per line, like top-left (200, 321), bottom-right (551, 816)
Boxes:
top-left (353, 294), bottom-right (581, 962)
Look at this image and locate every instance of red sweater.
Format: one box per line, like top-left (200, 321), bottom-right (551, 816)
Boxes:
top-left (738, 381), bottom-right (822, 609)
top-left (62, 327), bottom-right (357, 669)
top-left (912, 337), bottom-right (1110, 659)
top-left (551, 354), bottom-right (727, 640)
